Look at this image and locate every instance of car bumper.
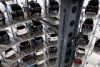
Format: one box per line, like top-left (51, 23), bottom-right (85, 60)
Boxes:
top-left (2, 51), bottom-right (15, 58)
top-left (49, 38), bottom-right (58, 42)
top-left (16, 30), bottom-right (28, 36)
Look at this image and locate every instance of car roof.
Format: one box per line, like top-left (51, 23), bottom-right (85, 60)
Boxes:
top-left (15, 23), bottom-right (25, 27)
top-left (88, 0), bottom-right (99, 6)
top-left (32, 20), bottom-right (42, 26)
top-left (50, 0), bottom-right (59, 5)
top-left (10, 4), bottom-right (22, 11)
top-left (28, 1), bottom-right (40, 7)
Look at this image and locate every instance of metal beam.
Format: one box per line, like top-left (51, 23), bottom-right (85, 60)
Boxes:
top-left (44, 0), bottom-right (47, 15)
top-left (57, 0), bottom-right (84, 67)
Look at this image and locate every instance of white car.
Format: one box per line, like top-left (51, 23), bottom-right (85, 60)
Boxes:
top-left (76, 46), bottom-right (85, 55)
top-left (36, 50), bottom-right (44, 56)
top-left (15, 23), bottom-right (28, 36)
top-left (84, 64), bottom-right (95, 67)
top-left (37, 60), bottom-right (45, 65)
top-left (42, 17), bottom-right (59, 26)
top-left (2, 47), bottom-right (16, 58)
top-left (48, 33), bottom-right (58, 42)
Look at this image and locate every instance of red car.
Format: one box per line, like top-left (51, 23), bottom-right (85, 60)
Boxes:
top-left (74, 58), bottom-right (82, 64)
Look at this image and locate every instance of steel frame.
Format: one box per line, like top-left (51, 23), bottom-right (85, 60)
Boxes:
top-left (0, 0), bottom-right (85, 67)
top-left (57, 0), bottom-right (84, 67)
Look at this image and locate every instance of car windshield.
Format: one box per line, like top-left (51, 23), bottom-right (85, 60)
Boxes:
top-left (17, 25), bottom-right (25, 30)
top-left (10, 4), bottom-right (22, 11)
top-left (51, 33), bottom-right (57, 37)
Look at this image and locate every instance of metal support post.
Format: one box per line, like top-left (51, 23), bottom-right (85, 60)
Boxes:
top-left (57, 0), bottom-right (84, 67)
top-left (25, 0), bottom-right (30, 18)
top-left (11, 26), bottom-right (16, 40)
top-left (44, 0), bottom-right (47, 15)
top-left (2, 1), bottom-right (11, 23)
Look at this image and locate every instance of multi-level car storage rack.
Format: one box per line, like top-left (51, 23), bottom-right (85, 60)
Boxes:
top-left (0, 0), bottom-right (100, 67)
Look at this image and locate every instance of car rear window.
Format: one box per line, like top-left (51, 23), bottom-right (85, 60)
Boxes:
top-left (29, 2), bottom-right (40, 8)
top-left (78, 48), bottom-right (85, 51)
top-left (50, 33), bottom-right (57, 37)
top-left (35, 37), bottom-right (43, 40)
top-left (84, 18), bottom-right (93, 24)
top-left (50, 1), bottom-right (59, 5)
top-left (5, 48), bottom-right (13, 52)
top-left (17, 25), bottom-right (25, 30)
top-left (20, 41), bottom-right (30, 46)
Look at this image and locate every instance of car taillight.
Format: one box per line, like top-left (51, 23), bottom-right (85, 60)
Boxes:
top-left (74, 58), bottom-right (82, 64)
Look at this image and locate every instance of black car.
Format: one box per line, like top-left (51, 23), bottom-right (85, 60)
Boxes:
top-left (78, 34), bottom-right (89, 45)
top-left (94, 39), bottom-right (100, 48)
top-left (0, 10), bottom-right (5, 24)
top-left (49, 0), bottom-right (59, 13)
top-left (49, 57), bottom-right (57, 62)
top-left (22, 54), bottom-right (33, 61)
top-left (31, 36), bottom-right (44, 48)
top-left (48, 46), bottom-right (57, 53)
top-left (0, 31), bottom-right (10, 43)
top-left (82, 18), bottom-right (93, 32)
top-left (19, 40), bottom-right (30, 50)
top-left (10, 61), bottom-right (19, 67)
top-left (85, 0), bottom-right (99, 15)
top-left (10, 4), bottom-right (24, 19)
top-left (29, 19), bottom-right (43, 34)
top-left (28, 1), bottom-right (41, 15)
